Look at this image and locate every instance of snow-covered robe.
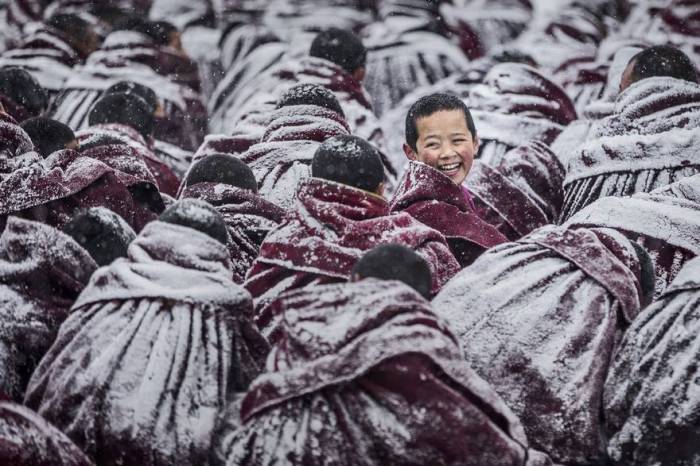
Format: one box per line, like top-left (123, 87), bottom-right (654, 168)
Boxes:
top-left (24, 221), bottom-right (269, 466)
top-left (180, 182), bottom-right (285, 284)
top-left (50, 31), bottom-right (207, 151)
top-left (361, 18), bottom-right (471, 117)
top-left (603, 255), bottom-right (700, 466)
top-left (432, 225), bottom-right (645, 465)
top-left (0, 24), bottom-right (81, 95)
top-left (77, 124), bottom-right (181, 197)
top-left (0, 217), bottom-right (96, 401)
top-left (468, 141), bottom-right (565, 241)
top-left (390, 161), bottom-right (508, 267)
top-left (559, 77), bottom-right (700, 222)
top-left (0, 401), bottom-right (94, 466)
top-left (212, 279), bottom-right (553, 466)
top-left (237, 104), bottom-right (351, 209)
top-left (468, 63), bottom-right (578, 166)
top-left (0, 149), bottom-right (156, 231)
top-left (0, 112), bottom-right (34, 163)
top-left (245, 177), bottom-right (460, 335)
top-left (564, 173), bottom-right (700, 296)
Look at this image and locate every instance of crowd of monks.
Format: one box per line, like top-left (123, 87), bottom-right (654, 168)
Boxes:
top-left (0, 0), bottom-right (698, 465)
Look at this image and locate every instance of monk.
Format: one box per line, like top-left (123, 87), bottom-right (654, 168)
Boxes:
top-left (25, 199), bottom-right (269, 466)
top-left (432, 224), bottom-right (654, 465)
top-left (0, 67), bottom-right (48, 122)
top-left (604, 255), bottom-right (700, 465)
top-left (213, 277), bottom-right (553, 466)
top-left (20, 117), bottom-right (78, 157)
top-left (245, 134), bottom-right (459, 336)
top-left (180, 154), bottom-right (285, 283)
top-left (391, 93), bottom-right (507, 266)
top-left (560, 46), bottom-right (700, 221)
top-left (62, 207), bottom-right (136, 266)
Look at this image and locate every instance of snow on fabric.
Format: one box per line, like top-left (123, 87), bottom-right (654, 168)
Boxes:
top-left (560, 77), bottom-right (700, 221)
top-left (468, 141), bottom-right (565, 241)
top-left (180, 182), bottom-right (285, 283)
top-left (236, 104), bottom-right (351, 209)
top-left (212, 279), bottom-right (553, 466)
top-left (0, 401), bottom-right (94, 466)
top-left (0, 112), bottom-right (34, 163)
top-left (245, 177), bottom-right (460, 336)
top-left (24, 220), bottom-right (269, 466)
top-left (564, 168), bottom-right (700, 296)
top-left (390, 160), bottom-right (508, 267)
top-left (432, 224), bottom-right (644, 465)
top-left (603, 255), bottom-right (700, 466)
top-left (0, 217), bottom-right (96, 401)
top-left (468, 63), bottom-right (577, 166)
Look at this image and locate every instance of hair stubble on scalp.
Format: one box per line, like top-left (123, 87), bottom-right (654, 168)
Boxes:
top-left (405, 93), bottom-right (476, 152)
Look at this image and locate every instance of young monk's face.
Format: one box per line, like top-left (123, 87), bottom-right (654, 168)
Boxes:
top-left (403, 109), bottom-right (478, 186)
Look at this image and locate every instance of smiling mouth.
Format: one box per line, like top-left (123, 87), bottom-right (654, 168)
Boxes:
top-left (438, 162), bottom-right (461, 173)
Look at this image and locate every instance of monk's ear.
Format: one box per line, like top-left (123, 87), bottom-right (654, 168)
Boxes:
top-left (473, 135), bottom-right (480, 152)
top-left (403, 143), bottom-right (417, 161)
top-left (375, 182), bottom-right (385, 197)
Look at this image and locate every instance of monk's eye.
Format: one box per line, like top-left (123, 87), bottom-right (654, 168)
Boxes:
top-left (453, 138), bottom-right (466, 144)
top-left (426, 142), bottom-right (440, 149)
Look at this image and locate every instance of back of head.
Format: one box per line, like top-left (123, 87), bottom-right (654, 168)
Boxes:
top-left (159, 199), bottom-right (229, 245)
top-left (46, 13), bottom-right (99, 57)
top-left (63, 207), bottom-right (136, 266)
top-left (105, 81), bottom-right (158, 114)
top-left (131, 20), bottom-right (179, 47)
top-left (276, 84), bottom-right (345, 118)
top-left (88, 93), bottom-right (154, 140)
top-left (0, 67), bottom-right (48, 120)
top-left (352, 244), bottom-right (432, 299)
top-left (311, 135), bottom-right (384, 193)
top-left (310, 28), bottom-right (366, 75)
top-left (185, 154), bottom-right (258, 192)
top-left (625, 45), bottom-right (698, 88)
top-left (20, 117), bottom-right (76, 157)
top-left (405, 93), bottom-right (476, 151)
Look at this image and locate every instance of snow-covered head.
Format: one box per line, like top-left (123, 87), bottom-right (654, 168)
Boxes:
top-left (620, 45), bottom-right (698, 92)
top-left (351, 243), bottom-right (432, 299)
top-left (0, 67), bottom-right (48, 122)
top-left (46, 13), bottom-right (100, 59)
top-left (311, 135), bottom-right (384, 194)
top-left (20, 117), bottom-right (77, 157)
top-left (159, 199), bottom-right (229, 246)
top-left (310, 28), bottom-right (367, 82)
top-left (185, 154), bottom-right (258, 193)
top-left (88, 93), bottom-right (154, 140)
top-left (276, 84), bottom-right (345, 118)
top-left (63, 207), bottom-right (136, 267)
top-left (105, 81), bottom-right (160, 116)
top-left (403, 93), bottom-right (478, 186)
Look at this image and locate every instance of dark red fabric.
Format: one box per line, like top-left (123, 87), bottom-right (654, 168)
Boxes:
top-left (25, 221), bottom-right (269, 466)
top-left (180, 182), bottom-right (285, 283)
top-left (469, 141), bottom-right (565, 240)
top-left (245, 177), bottom-right (460, 335)
top-left (0, 217), bottom-right (96, 401)
top-left (78, 124), bottom-right (181, 197)
top-left (560, 77), bottom-right (700, 221)
top-left (0, 401), bottom-right (94, 466)
top-left (0, 112), bottom-right (34, 166)
top-left (213, 279), bottom-right (552, 466)
top-left (0, 149), bottom-right (153, 231)
top-left (390, 161), bottom-right (508, 266)
top-left (604, 255), bottom-right (700, 465)
top-left (433, 225), bottom-right (643, 465)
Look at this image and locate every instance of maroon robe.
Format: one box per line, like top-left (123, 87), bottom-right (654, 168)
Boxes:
top-left (180, 182), bottom-right (285, 283)
top-left (0, 217), bottom-right (96, 401)
top-left (468, 141), bottom-right (565, 241)
top-left (0, 112), bottom-right (34, 164)
top-left (560, 77), bottom-right (700, 222)
top-left (245, 177), bottom-right (460, 336)
top-left (390, 161), bottom-right (508, 266)
top-left (468, 63), bottom-right (577, 165)
top-left (77, 124), bottom-right (181, 196)
top-left (237, 104), bottom-right (351, 209)
top-left (25, 221), bottom-right (269, 466)
top-left (604, 255), bottom-right (700, 466)
top-left (0, 149), bottom-right (155, 231)
top-left (433, 225), bottom-right (645, 465)
top-left (564, 174), bottom-right (700, 296)
top-left (213, 279), bottom-right (553, 466)
top-left (0, 401), bottom-right (94, 466)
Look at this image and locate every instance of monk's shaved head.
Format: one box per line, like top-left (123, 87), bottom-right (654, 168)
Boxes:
top-left (185, 154), bottom-right (258, 192)
top-left (63, 208), bottom-right (136, 266)
top-left (159, 199), bottom-right (229, 245)
top-left (621, 45), bottom-right (698, 92)
top-left (352, 244), bottom-right (432, 299)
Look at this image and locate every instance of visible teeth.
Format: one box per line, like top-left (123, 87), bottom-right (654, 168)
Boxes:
top-left (439, 163), bottom-right (460, 171)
